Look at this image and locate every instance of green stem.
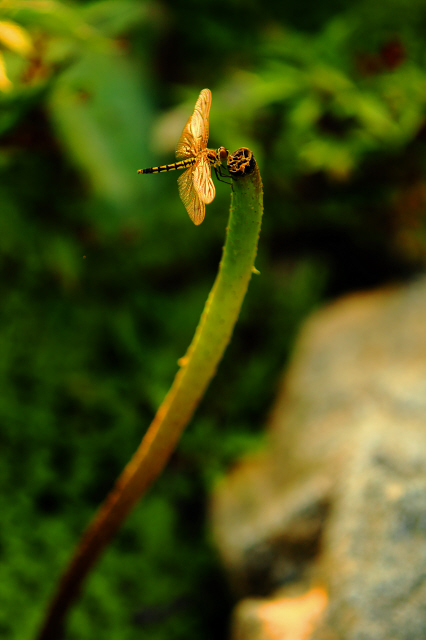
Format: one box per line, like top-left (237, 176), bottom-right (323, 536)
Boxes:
top-left (36, 148), bottom-right (263, 640)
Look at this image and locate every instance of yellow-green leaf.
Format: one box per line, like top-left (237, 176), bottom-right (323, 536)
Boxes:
top-left (0, 20), bottom-right (33, 56)
top-left (0, 51), bottom-right (12, 91)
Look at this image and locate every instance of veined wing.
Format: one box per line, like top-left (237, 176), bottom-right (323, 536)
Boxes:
top-left (177, 165), bottom-right (206, 225)
top-left (192, 153), bottom-right (215, 204)
top-left (176, 88), bottom-right (211, 159)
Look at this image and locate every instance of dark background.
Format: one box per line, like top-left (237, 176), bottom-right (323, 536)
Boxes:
top-left (1, 0), bottom-right (426, 638)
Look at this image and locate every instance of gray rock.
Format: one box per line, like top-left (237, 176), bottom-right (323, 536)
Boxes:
top-left (210, 275), bottom-right (426, 639)
top-left (313, 420), bottom-right (426, 640)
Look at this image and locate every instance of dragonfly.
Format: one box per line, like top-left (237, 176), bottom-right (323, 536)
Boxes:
top-left (138, 88), bottom-right (229, 225)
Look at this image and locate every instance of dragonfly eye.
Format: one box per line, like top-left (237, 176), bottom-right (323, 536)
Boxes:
top-left (218, 146), bottom-right (228, 160)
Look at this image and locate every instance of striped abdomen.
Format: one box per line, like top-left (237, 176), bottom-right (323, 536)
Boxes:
top-left (138, 158), bottom-right (195, 174)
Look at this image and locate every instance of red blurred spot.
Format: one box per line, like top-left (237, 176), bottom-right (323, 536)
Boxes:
top-left (380, 38), bottom-right (406, 70)
top-left (355, 37), bottom-right (405, 76)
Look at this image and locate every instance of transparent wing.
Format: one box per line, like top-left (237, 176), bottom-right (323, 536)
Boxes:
top-left (176, 88), bottom-right (211, 159)
top-left (195, 88), bottom-right (211, 151)
top-left (177, 165), bottom-right (206, 225)
top-left (175, 113), bottom-right (196, 159)
top-left (193, 154), bottom-right (216, 204)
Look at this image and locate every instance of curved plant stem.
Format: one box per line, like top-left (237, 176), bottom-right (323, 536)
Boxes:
top-left (36, 148), bottom-right (263, 640)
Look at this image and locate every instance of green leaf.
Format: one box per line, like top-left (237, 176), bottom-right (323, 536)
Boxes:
top-left (48, 50), bottom-right (152, 211)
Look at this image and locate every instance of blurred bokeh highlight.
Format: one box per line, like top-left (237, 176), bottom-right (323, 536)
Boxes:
top-left (1, 0), bottom-right (426, 638)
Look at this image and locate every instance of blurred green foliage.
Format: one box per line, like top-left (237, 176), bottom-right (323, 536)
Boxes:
top-left (1, 0), bottom-right (426, 639)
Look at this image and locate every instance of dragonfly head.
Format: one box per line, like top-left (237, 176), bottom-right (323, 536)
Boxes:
top-left (217, 146), bottom-right (228, 160)
top-left (207, 146), bottom-right (229, 167)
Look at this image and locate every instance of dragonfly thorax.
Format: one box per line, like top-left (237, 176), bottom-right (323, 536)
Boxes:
top-left (206, 146), bottom-right (229, 167)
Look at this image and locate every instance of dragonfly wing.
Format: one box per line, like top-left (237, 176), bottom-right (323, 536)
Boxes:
top-left (176, 113), bottom-right (196, 159)
top-left (193, 154), bottom-right (216, 204)
top-left (176, 88), bottom-right (211, 159)
top-left (193, 88), bottom-right (211, 151)
top-left (177, 166), bottom-right (206, 225)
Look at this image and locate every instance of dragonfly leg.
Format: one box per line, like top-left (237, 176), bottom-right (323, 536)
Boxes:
top-left (214, 166), bottom-right (232, 186)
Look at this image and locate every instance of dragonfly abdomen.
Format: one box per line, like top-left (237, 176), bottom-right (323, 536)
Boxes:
top-left (138, 158), bottom-right (195, 174)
